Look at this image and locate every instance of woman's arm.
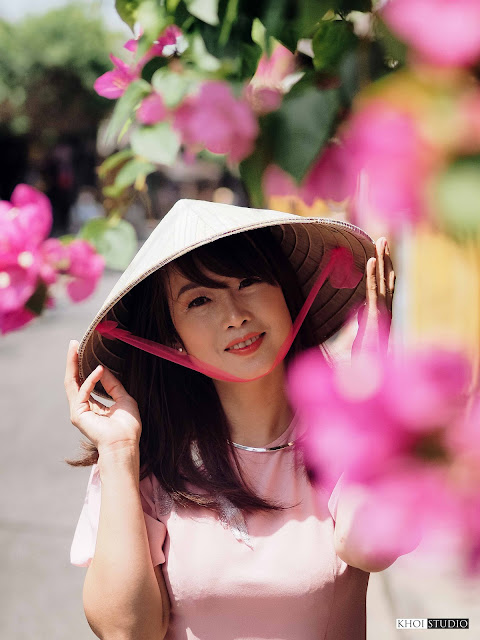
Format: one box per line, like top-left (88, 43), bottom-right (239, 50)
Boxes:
top-left (83, 442), bottom-right (170, 640)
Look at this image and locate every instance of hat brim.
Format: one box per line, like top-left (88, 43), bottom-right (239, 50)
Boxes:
top-left (78, 200), bottom-right (375, 400)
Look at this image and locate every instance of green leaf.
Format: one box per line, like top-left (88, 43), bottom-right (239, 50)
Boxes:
top-left (25, 280), bottom-right (48, 316)
top-left (141, 55), bottom-right (170, 82)
top-left (312, 20), bottom-right (358, 73)
top-left (251, 17), bottom-right (267, 50)
top-left (239, 41), bottom-right (263, 78)
top-left (98, 149), bottom-right (134, 178)
top-left (374, 17), bottom-right (408, 69)
top-left (104, 79), bottom-right (151, 145)
top-left (434, 155), bottom-right (480, 235)
top-left (115, 0), bottom-right (143, 28)
top-left (185, 0), bottom-right (219, 25)
top-left (239, 143), bottom-right (269, 209)
top-left (337, 40), bottom-right (394, 109)
top-left (219, 0), bottom-right (239, 46)
top-left (261, 0), bottom-right (289, 44)
top-left (167, 0), bottom-right (182, 11)
top-left (58, 234), bottom-right (76, 245)
top-left (151, 68), bottom-right (193, 107)
top-left (130, 123), bottom-right (181, 165)
top-left (135, 2), bottom-right (170, 60)
top-left (189, 33), bottom-right (222, 71)
top-left (264, 86), bottom-right (340, 183)
top-left (103, 184), bottom-right (125, 198)
top-left (316, 0), bottom-right (371, 14)
top-left (295, 0), bottom-right (331, 38)
top-left (114, 157), bottom-right (156, 190)
top-left (78, 217), bottom-right (138, 270)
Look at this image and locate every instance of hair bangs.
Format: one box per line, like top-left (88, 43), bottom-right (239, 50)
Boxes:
top-left (170, 230), bottom-right (279, 288)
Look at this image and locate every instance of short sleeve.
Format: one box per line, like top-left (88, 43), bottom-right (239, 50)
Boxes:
top-left (70, 464), bottom-right (167, 568)
top-left (327, 473), bottom-right (345, 524)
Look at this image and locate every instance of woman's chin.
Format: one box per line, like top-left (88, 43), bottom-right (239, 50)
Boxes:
top-left (216, 353), bottom-right (280, 382)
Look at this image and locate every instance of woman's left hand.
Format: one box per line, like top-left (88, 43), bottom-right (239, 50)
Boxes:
top-left (352, 237), bottom-right (396, 358)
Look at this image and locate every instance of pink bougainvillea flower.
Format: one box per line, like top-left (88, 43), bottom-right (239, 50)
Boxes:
top-left (263, 102), bottom-right (431, 230)
top-left (151, 25), bottom-right (187, 57)
top-left (0, 184), bottom-right (52, 253)
top-left (253, 43), bottom-right (296, 88)
top-left (289, 347), bottom-right (470, 486)
top-left (137, 92), bottom-right (168, 125)
top-left (0, 184), bottom-right (52, 314)
top-left (0, 185), bottom-right (106, 333)
top-left (348, 463), bottom-right (454, 562)
top-left (8, 184), bottom-right (52, 246)
top-left (380, 0), bottom-right (480, 68)
top-left (39, 238), bottom-right (70, 285)
top-left (125, 25), bottom-right (187, 65)
top-left (65, 240), bottom-right (105, 302)
top-left (247, 44), bottom-right (296, 115)
top-left (0, 251), bottom-right (39, 313)
top-left (174, 81), bottom-right (259, 163)
top-left (262, 164), bottom-right (299, 199)
top-left (342, 101), bottom-right (432, 231)
top-left (458, 89), bottom-right (480, 152)
top-left (94, 54), bottom-right (140, 99)
top-left (383, 349), bottom-right (470, 432)
top-left (300, 142), bottom-right (354, 205)
top-left (269, 101), bottom-right (434, 230)
top-left (288, 346), bottom-right (478, 569)
top-left (0, 305), bottom-right (36, 335)
top-left (262, 143), bottom-right (353, 206)
top-left (244, 85), bottom-right (283, 116)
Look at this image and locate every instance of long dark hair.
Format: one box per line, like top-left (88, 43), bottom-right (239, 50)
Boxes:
top-left (67, 227), bottom-right (327, 515)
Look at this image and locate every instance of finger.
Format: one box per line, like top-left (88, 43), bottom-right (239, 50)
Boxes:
top-left (375, 237), bottom-right (387, 306)
top-left (64, 340), bottom-right (80, 404)
top-left (387, 264), bottom-right (396, 315)
top-left (95, 366), bottom-right (131, 404)
top-left (77, 365), bottom-right (104, 406)
top-left (384, 241), bottom-right (395, 313)
top-left (365, 256), bottom-right (377, 313)
top-left (89, 396), bottom-right (110, 414)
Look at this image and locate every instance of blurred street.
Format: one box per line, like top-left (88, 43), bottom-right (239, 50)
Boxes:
top-left (1, 266), bottom-right (480, 639)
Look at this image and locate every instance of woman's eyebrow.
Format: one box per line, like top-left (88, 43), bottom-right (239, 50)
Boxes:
top-left (176, 279), bottom-right (228, 300)
top-left (177, 282), bottom-right (201, 300)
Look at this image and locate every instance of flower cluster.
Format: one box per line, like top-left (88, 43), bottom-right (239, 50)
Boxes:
top-left (288, 347), bottom-right (480, 573)
top-left (94, 25), bottom-right (187, 99)
top-left (265, 70), bottom-right (480, 233)
top-left (380, 0), bottom-right (480, 68)
top-left (95, 25), bottom-right (260, 164)
top-left (0, 185), bottom-right (105, 335)
top-left (245, 43), bottom-right (296, 115)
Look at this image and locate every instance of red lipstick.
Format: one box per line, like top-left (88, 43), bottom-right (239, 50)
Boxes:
top-left (225, 332), bottom-right (265, 355)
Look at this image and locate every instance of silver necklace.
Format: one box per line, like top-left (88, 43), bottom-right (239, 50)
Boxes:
top-left (229, 440), bottom-right (295, 452)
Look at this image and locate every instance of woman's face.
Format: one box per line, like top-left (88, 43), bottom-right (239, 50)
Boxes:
top-left (165, 264), bottom-right (293, 380)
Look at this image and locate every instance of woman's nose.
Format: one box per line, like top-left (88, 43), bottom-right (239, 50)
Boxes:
top-left (222, 293), bottom-right (251, 329)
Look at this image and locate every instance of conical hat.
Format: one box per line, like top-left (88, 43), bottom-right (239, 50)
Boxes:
top-left (78, 199), bottom-right (375, 399)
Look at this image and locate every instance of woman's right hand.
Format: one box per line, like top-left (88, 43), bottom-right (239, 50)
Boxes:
top-left (64, 339), bottom-right (142, 455)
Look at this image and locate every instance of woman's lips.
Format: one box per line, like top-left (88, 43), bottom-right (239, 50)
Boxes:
top-left (225, 332), bottom-right (265, 355)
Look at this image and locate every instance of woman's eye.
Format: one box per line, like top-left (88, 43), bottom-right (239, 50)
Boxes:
top-left (239, 277), bottom-right (262, 288)
top-left (188, 296), bottom-right (209, 309)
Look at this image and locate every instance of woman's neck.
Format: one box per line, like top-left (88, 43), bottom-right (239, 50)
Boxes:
top-left (213, 364), bottom-right (294, 448)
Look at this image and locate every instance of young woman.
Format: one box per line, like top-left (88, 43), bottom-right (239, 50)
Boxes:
top-left (65, 199), bottom-right (396, 640)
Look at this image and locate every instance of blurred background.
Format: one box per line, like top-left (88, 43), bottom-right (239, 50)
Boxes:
top-left (1, 0), bottom-right (480, 638)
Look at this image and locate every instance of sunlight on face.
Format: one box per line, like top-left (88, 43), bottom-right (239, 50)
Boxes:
top-left (165, 264), bottom-right (293, 380)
